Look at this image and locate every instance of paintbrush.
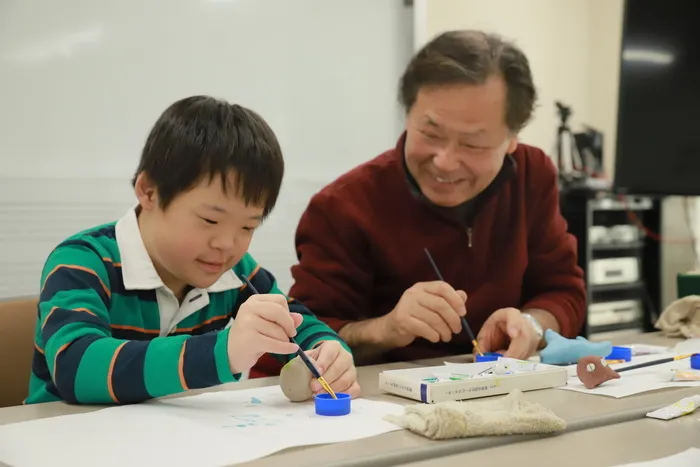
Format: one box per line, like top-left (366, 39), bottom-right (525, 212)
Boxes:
top-left (423, 248), bottom-right (484, 357)
top-left (238, 274), bottom-right (337, 399)
top-left (616, 353), bottom-right (696, 373)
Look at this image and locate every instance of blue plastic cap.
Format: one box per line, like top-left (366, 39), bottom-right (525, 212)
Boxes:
top-left (475, 352), bottom-right (502, 363)
top-left (606, 346), bottom-right (632, 362)
top-left (691, 354), bottom-right (700, 370)
top-left (314, 393), bottom-right (351, 416)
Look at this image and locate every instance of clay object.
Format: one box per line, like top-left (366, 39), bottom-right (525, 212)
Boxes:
top-left (540, 329), bottom-right (613, 365)
top-left (576, 356), bottom-right (620, 389)
top-left (279, 356), bottom-right (314, 402)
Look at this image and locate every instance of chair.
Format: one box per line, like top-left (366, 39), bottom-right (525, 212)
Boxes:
top-left (0, 298), bottom-right (38, 407)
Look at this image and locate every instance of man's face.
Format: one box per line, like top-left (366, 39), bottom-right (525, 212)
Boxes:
top-left (137, 172), bottom-right (264, 294)
top-left (403, 76), bottom-right (518, 207)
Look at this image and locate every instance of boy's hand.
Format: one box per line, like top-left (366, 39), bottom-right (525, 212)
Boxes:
top-left (227, 295), bottom-right (302, 374)
top-left (306, 340), bottom-right (361, 399)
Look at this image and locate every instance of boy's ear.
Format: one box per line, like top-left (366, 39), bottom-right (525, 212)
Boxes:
top-left (134, 172), bottom-right (159, 211)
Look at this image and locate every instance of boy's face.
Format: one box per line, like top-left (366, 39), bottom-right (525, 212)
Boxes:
top-left (136, 172), bottom-right (264, 294)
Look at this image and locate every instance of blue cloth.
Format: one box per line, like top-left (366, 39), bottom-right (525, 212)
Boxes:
top-left (539, 329), bottom-right (613, 365)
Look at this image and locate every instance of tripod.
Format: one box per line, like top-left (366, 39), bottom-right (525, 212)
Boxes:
top-left (555, 101), bottom-right (581, 174)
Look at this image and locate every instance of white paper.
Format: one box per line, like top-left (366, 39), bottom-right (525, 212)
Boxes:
top-left (611, 448), bottom-right (700, 467)
top-left (673, 338), bottom-right (700, 355)
top-left (630, 344), bottom-right (670, 356)
top-left (558, 353), bottom-right (700, 398)
top-left (0, 386), bottom-right (405, 467)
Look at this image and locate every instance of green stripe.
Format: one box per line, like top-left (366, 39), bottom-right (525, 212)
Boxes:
top-left (74, 337), bottom-right (127, 403)
top-left (144, 336), bottom-right (189, 397)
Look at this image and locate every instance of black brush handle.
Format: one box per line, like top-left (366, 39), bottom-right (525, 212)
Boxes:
top-left (616, 357), bottom-right (675, 373)
top-left (239, 273), bottom-right (320, 375)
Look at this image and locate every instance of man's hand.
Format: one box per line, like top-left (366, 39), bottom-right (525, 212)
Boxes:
top-left (306, 340), bottom-right (361, 399)
top-left (378, 281), bottom-right (467, 348)
top-left (477, 308), bottom-right (540, 359)
top-left (227, 294), bottom-right (302, 374)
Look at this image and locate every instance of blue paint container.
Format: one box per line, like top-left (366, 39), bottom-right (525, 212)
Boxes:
top-left (606, 346), bottom-right (632, 362)
top-left (691, 354), bottom-right (700, 370)
top-left (314, 392), bottom-right (351, 416)
top-left (475, 352), bottom-right (502, 363)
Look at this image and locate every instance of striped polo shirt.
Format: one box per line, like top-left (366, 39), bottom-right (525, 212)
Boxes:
top-left (26, 208), bottom-right (347, 405)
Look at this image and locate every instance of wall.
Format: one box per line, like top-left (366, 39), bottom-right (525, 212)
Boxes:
top-left (414, 0), bottom-right (592, 159)
top-left (0, 0), bottom-right (414, 298)
top-left (414, 0), bottom-right (699, 309)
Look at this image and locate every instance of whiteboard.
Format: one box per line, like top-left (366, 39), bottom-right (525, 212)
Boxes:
top-left (0, 0), bottom-right (412, 298)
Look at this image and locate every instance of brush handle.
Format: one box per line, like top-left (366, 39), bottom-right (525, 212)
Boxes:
top-left (294, 345), bottom-right (322, 379)
top-left (460, 316), bottom-right (477, 342)
top-left (424, 248), bottom-right (480, 352)
top-left (240, 274), bottom-right (323, 378)
top-left (617, 357), bottom-right (675, 373)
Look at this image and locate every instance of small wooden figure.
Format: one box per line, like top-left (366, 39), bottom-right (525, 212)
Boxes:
top-left (576, 356), bottom-right (621, 389)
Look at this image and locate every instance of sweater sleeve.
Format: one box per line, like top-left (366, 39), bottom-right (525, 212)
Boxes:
top-left (37, 243), bottom-right (238, 405)
top-left (521, 154), bottom-right (586, 337)
top-left (289, 192), bottom-right (374, 332)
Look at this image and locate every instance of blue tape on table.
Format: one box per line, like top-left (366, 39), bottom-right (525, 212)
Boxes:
top-left (691, 354), bottom-right (700, 370)
top-left (314, 393), bottom-right (351, 416)
top-left (475, 352), bottom-right (502, 363)
top-left (606, 346), bottom-right (632, 362)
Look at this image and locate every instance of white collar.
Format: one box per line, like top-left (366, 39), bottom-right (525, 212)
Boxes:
top-left (114, 206), bottom-right (243, 292)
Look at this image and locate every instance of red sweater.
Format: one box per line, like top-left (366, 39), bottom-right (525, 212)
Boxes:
top-left (250, 135), bottom-right (585, 376)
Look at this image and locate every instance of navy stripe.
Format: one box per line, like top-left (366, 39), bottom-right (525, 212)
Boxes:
top-left (169, 317), bottom-right (230, 337)
top-left (231, 289), bottom-right (253, 318)
top-left (41, 308), bottom-right (108, 344)
top-left (106, 258), bottom-right (157, 301)
top-left (182, 334), bottom-right (221, 389)
top-left (297, 331), bottom-right (340, 350)
top-left (57, 239), bottom-right (157, 302)
top-left (111, 340), bottom-right (152, 403)
top-left (41, 267), bottom-right (110, 307)
top-left (251, 268), bottom-right (275, 291)
top-left (288, 301), bottom-right (314, 316)
top-left (112, 283), bottom-right (158, 302)
top-left (111, 328), bottom-right (158, 341)
top-left (86, 225), bottom-right (117, 240)
top-left (31, 350), bottom-right (61, 399)
top-left (53, 335), bottom-right (104, 404)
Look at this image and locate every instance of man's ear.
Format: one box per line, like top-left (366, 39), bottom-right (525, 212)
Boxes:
top-left (133, 172), bottom-right (159, 211)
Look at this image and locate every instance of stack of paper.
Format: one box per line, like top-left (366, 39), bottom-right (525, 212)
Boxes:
top-left (0, 386), bottom-right (405, 467)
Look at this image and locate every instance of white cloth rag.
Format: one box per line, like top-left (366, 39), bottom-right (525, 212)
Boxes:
top-left (384, 390), bottom-right (566, 440)
top-left (655, 295), bottom-right (700, 338)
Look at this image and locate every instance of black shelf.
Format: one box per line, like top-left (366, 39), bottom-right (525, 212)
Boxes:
top-left (588, 319), bottom-right (645, 335)
top-left (590, 281), bottom-right (645, 293)
top-left (591, 241), bottom-right (644, 251)
top-left (560, 189), bottom-right (661, 338)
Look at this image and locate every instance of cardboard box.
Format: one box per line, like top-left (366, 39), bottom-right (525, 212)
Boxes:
top-left (378, 361), bottom-right (568, 404)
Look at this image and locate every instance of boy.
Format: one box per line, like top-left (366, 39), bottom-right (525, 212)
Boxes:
top-left (26, 96), bottom-right (360, 405)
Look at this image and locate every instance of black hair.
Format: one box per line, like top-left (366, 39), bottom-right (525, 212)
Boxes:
top-left (132, 95), bottom-right (284, 217)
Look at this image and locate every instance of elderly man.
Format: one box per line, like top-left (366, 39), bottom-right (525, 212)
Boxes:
top-left (254, 30), bottom-right (585, 375)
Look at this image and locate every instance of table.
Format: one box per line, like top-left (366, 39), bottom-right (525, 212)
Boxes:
top-left (398, 416), bottom-right (700, 467)
top-left (0, 333), bottom-right (695, 467)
